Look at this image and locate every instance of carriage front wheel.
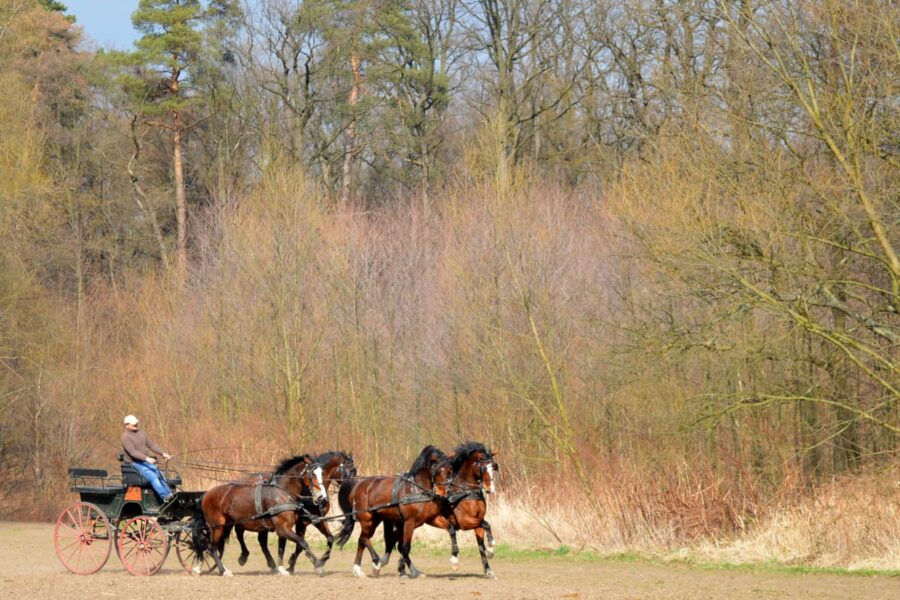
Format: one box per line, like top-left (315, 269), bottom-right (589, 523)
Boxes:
top-left (117, 516), bottom-right (169, 575)
top-left (54, 501), bottom-right (113, 575)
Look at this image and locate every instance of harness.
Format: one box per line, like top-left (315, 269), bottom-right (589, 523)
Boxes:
top-left (446, 487), bottom-right (485, 506)
top-left (391, 474), bottom-right (437, 506)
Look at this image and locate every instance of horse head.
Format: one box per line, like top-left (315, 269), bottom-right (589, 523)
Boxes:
top-left (273, 454), bottom-right (327, 504)
top-left (316, 450), bottom-right (358, 488)
top-left (451, 442), bottom-right (499, 494)
top-left (408, 445), bottom-right (450, 496)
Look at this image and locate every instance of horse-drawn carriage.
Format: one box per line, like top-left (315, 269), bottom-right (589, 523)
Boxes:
top-left (54, 443), bottom-right (499, 578)
top-left (54, 456), bottom-right (209, 575)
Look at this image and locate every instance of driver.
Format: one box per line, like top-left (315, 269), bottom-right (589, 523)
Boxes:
top-left (121, 414), bottom-right (173, 503)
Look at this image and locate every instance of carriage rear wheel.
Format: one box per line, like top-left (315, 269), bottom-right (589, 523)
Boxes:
top-left (54, 501), bottom-right (113, 575)
top-left (117, 516), bottom-right (169, 575)
top-left (174, 529), bottom-right (215, 575)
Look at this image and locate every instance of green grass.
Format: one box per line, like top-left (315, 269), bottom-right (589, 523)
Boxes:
top-left (295, 536), bottom-right (900, 577)
top-left (411, 541), bottom-right (900, 577)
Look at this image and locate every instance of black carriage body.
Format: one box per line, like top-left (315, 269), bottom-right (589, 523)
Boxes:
top-left (68, 465), bottom-right (195, 523)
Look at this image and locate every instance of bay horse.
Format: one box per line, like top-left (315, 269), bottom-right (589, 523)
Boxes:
top-left (195, 454), bottom-right (327, 576)
top-left (379, 442), bottom-right (499, 578)
top-left (335, 445), bottom-right (452, 578)
top-left (235, 450), bottom-right (357, 572)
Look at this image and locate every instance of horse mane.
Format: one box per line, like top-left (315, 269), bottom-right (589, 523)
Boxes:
top-left (315, 450), bottom-right (352, 464)
top-left (451, 441), bottom-right (490, 473)
top-left (273, 453), bottom-right (314, 477)
top-left (407, 445), bottom-right (446, 476)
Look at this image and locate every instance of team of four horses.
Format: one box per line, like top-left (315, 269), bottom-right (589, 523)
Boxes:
top-left (191, 442), bottom-right (499, 579)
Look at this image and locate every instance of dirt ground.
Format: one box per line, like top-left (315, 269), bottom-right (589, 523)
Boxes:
top-left (0, 522), bottom-right (896, 599)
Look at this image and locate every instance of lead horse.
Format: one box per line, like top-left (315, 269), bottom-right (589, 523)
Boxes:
top-left (235, 450), bottom-right (357, 573)
top-left (379, 442), bottom-right (499, 578)
top-left (195, 454), bottom-right (327, 576)
top-left (335, 445), bottom-right (452, 578)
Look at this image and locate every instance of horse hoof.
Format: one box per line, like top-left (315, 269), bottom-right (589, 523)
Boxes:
top-left (486, 570), bottom-right (497, 580)
top-left (277, 566), bottom-right (290, 576)
top-left (222, 569), bottom-right (234, 577)
top-left (315, 567), bottom-right (325, 577)
top-left (191, 565), bottom-right (202, 576)
top-left (450, 555), bottom-right (459, 570)
top-left (237, 555), bottom-right (248, 566)
top-left (353, 565), bottom-right (365, 578)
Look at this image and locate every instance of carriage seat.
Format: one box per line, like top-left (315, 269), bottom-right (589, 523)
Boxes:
top-left (117, 453), bottom-right (182, 488)
top-left (68, 468), bottom-right (123, 494)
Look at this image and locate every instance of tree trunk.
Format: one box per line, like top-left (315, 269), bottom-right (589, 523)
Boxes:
top-left (340, 53), bottom-right (361, 205)
top-left (173, 114), bottom-right (187, 280)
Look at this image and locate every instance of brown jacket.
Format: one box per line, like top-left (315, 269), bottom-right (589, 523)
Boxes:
top-left (121, 429), bottom-right (165, 463)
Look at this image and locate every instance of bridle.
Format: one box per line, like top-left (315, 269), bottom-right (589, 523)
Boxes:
top-left (428, 459), bottom-right (452, 496)
top-left (336, 454), bottom-right (357, 481)
top-left (446, 455), bottom-right (498, 495)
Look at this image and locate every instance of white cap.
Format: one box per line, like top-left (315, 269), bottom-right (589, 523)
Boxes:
top-left (123, 414), bottom-right (139, 426)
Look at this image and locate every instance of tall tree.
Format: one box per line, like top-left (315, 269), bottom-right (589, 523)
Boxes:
top-left (127, 0), bottom-right (204, 280)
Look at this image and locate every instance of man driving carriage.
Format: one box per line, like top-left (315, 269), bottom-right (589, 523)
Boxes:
top-left (121, 414), bottom-right (174, 503)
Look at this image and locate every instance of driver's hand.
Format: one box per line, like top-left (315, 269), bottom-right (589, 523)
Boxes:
top-left (162, 453), bottom-right (171, 460)
top-left (147, 457), bottom-right (157, 464)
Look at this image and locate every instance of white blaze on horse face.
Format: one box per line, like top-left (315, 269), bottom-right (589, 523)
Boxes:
top-left (486, 464), bottom-right (495, 494)
top-left (314, 466), bottom-right (326, 500)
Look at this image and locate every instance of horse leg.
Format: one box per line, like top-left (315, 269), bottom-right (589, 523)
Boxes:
top-left (296, 520), bottom-right (325, 573)
top-left (399, 520), bottom-right (422, 579)
top-left (277, 520), bottom-right (323, 576)
top-left (352, 516), bottom-right (378, 578)
top-left (483, 519), bottom-right (495, 558)
top-left (282, 527), bottom-right (298, 573)
top-left (475, 526), bottom-right (496, 579)
top-left (374, 521), bottom-right (396, 577)
top-left (447, 523), bottom-right (460, 569)
top-left (313, 520), bottom-right (335, 566)
top-left (218, 525), bottom-right (231, 562)
top-left (257, 530), bottom-right (283, 574)
top-left (235, 525), bottom-right (250, 566)
top-left (208, 526), bottom-right (232, 577)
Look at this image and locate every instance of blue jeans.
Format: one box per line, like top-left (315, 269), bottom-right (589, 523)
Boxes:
top-left (131, 460), bottom-right (172, 500)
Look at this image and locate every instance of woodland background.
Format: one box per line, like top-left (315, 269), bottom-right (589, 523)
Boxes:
top-left (0, 0), bottom-right (897, 567)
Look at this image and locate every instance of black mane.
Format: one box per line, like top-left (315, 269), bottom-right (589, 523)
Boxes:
top-left (273, 453), bottom-right (315, 477)
top-left (407, 445), bottom-right (446, 476)
top-left (451, 441), bottom-right (490, 473)
top-left (315, 450), bottom-right (352, 464)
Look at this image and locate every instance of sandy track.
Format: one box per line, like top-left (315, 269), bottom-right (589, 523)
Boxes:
top-left (0, 522), bottom-right (896, 599)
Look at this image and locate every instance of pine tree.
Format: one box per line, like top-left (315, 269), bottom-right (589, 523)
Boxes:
top-left (127, 0), bottom-right (203, 280)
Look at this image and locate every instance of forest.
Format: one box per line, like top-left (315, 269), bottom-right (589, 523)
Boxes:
top-left (0, 0), bottom-right (897, 567)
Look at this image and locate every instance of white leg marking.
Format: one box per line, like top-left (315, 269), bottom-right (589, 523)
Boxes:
top-left (353, 564), bottom-right (365, 578)
top-left (222, 569), bottom-right (234, 577)
top-left (277, 565), bottom-right (290, 576)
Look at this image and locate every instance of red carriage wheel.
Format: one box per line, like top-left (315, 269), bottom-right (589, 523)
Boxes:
top-left (174, 529), bottom-right (215, 575)
top-left (54, 502), bottom-right (113, 575)
top-left (117, 516), bottom-right (170, 575)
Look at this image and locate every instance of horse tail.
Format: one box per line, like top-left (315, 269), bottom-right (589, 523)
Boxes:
top-left (335, 479), bottom-right (357, 549)
top-left (190, 501), bottom-right (208, 554)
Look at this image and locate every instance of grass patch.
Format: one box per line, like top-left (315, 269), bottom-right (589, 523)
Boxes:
top-left (419, 541), bottom-right (900, 577)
